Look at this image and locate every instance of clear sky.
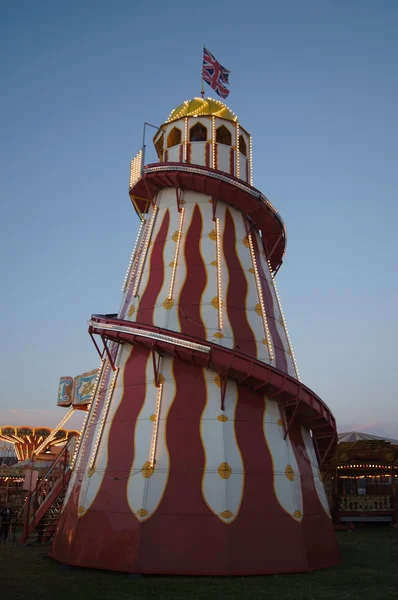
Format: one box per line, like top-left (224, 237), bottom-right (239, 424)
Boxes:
top-left (0, 1), bottom-right (397, 438)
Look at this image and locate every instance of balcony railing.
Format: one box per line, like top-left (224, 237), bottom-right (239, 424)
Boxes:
top-left (339, 495), bottom-right (392, 512)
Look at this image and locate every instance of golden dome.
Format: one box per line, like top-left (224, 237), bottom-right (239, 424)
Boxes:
top-left (166, 97), bottom-right (238, 123)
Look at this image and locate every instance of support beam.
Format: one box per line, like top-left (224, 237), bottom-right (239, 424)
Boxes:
top-left (212, 197), bottom-right (218, 221)
top-left (89, 332), bottom-right (104, 360)
top-left (101, 336), bottom-right (116, 371)
top-left (220, 376), bottom-right (228, 411)
top-left (318, 434), bottom-right (337, 468)
top-left (284, 402), bottom-right (300, 440)
top-left (152, 348), bottom-right (161, 387)
top-left (175, 186), bottom-right (183, 213)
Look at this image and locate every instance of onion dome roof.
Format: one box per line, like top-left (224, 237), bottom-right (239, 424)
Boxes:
top-left (166, 97), bottom-right (238, 123)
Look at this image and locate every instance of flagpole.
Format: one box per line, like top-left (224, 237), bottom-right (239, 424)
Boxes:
top-left (201, 45), bottom-right (205, 98)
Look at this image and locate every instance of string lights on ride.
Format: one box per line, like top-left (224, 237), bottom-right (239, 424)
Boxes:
top-left (89, 367), bottom-right (119, 471)
top-left (236, 123), bottom-right (240, 178)
top-left (132, 206), bottom-right (158, 297)
top-left (70, 410), bottom-right (89, 469)
top-left (266, 258), bottom-right (300, 381)
top-left (216, 217), bottom-right (223, 330)
top-left (165, 97), bottom-right (238, 124)
top-left (248, 233), bottom-right (274, 361)
top-left (34, 407), bottom-right (75, 456)
top-left (183, 118), bottom-right (188, 162)
top-left (122, 219), bottom-right (145, 292)
top-left (129, 149), bottom-right (143, 189)
top-left (248, 136), bottom-right (253, 186)
top-left (74, 359), bottom-right (106, 473)
top-left (89, 320), bottom-right (211, 353)
top-left (212, 116), bottom-right (216, 169)
top-left (168, 208), bottom-right (185, 301)
top-left (149, 381), bottom-right (164, 469)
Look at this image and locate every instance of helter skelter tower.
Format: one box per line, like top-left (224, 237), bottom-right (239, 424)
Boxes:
top-left (52, 97), bottom-right (339, 574)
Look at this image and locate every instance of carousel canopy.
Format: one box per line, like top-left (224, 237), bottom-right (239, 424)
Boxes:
top-left (338, 431), bottom-right (398, 445)
top-left (0, 426), bottom-right (79, 462)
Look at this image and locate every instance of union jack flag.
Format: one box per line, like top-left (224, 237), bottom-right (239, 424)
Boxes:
top-left (202, 48), bottom-right (230, 99)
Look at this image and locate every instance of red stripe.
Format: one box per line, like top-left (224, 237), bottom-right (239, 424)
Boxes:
top-left (288, 422), bottom-right (340, 570)
top-left (178, 205), bottom-right (207, 339)
top-left (229, 386), bottom-right (306, 574)
top-left (223, 209), bottom-right (256, 357)
top-left (250, 231), bottom-right (289, 373)
top-left (136, 210), bottom-right (170, 325)
top-left (179, 145), bottom-right (183, 162)
top-left (52, 346), bottom-right (148, 569)
top-left (139, 360), bottom-right (228, 574)
top-left (229, 147), bottom-right (234, 176)
top-left (205, 142), bottom-right (210, 167)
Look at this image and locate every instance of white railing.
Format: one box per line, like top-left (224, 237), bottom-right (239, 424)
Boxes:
top-left (339, 495), bottom-right (392, 512)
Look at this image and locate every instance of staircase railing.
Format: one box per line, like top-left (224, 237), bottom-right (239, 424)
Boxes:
top-left (22, 436), bottom-right (76, 543)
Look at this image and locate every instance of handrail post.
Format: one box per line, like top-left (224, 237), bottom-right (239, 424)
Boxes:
top-left (63, 443), bottom-right (68, 485)
top-left (23, 455), bottom-right (35, 543)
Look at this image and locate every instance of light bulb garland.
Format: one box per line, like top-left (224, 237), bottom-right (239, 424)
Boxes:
top-left (89, 366), bottom-right (119, 471)
top-left (69, 362), bottom-right (104, 469)
top-left (34, 407), bottom-right (75, 456)
top-left (212, 116), bottom-right (216, 169)
top-left (122, 219), bottom-right (145, 292)
top-left (183, 118), bottom-right (188, 162)
top-left (74, 359), bottom-right (106, 473)
top-left (168, 207), bottom-right (185, 300)
top-left (248, 135), bottom-right (253, 186)
top-left (248, 233), bottom-right (274, 361)
top-left (236, 123), bottom-right (240, 178)
top-left (149, 381), bottom-right (164, 469)
top-left (216, 217), bottom-right (223, 330)
top-left (267, 258), bottom-right (300, 380)
top-left (129, 149), bottom-right (143, 189)
top-left (132, 206), bottom-right (158, 297)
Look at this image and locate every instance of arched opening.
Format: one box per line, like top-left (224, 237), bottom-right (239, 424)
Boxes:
top-left (239, 134), bottom-right (247, 157)
top-left (167, 127), bottom-right (182, 148)
top-left (189, 122), bottom-right (207, 142)
top-left (216, 125), bottom-right (232, 146)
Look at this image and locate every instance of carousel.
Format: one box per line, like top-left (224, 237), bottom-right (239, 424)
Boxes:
top-left (324, 432), bottom-right (398, 525)
top-left (0, 426), bottom-right (79, 511)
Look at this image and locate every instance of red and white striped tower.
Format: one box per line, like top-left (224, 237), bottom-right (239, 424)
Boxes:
top-left (52, 98), bottom-right (339, 574)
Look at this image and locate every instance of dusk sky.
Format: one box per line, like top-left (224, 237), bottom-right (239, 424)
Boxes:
top-left (1, 1), bottom-right (397, 438)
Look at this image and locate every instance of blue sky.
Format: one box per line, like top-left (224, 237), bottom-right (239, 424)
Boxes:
top-left (0, 1), bottom-right (397, 437)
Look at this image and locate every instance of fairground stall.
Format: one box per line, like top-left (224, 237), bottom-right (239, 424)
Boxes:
top-left (325, 432), bottom-right (398, 525)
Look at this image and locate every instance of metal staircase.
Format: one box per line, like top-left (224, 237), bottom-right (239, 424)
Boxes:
top-left (22, 437), bottom-right (76, 544)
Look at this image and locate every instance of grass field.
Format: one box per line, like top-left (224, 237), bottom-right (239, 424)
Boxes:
top-left (0, 527), bottom-right (397, 600)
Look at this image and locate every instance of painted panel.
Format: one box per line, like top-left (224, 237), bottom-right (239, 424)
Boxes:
top-left (73, 369), bottom-right (99, 408)
top-left (189, 142), bottom-right (206, 167)
top-left (201, 372), bottom-right (244, 523)
top-left (263, 397), bottom-right (303, 522)
top-left (77, 344), bottom-right (130, 515)
top-left (166, 146), bottom-right (180, 162)
top-left (126, 355), bottom-right (176, 521)
top-left (57, 376), bottom-right (73, 407)
top-left (301, 426), bottom-right (331, 518)
top-left (216, 145), bottom-right (232, 174)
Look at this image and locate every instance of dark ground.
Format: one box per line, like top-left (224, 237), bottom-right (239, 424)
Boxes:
top-left (0, 526), bottom-right (397, 600)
